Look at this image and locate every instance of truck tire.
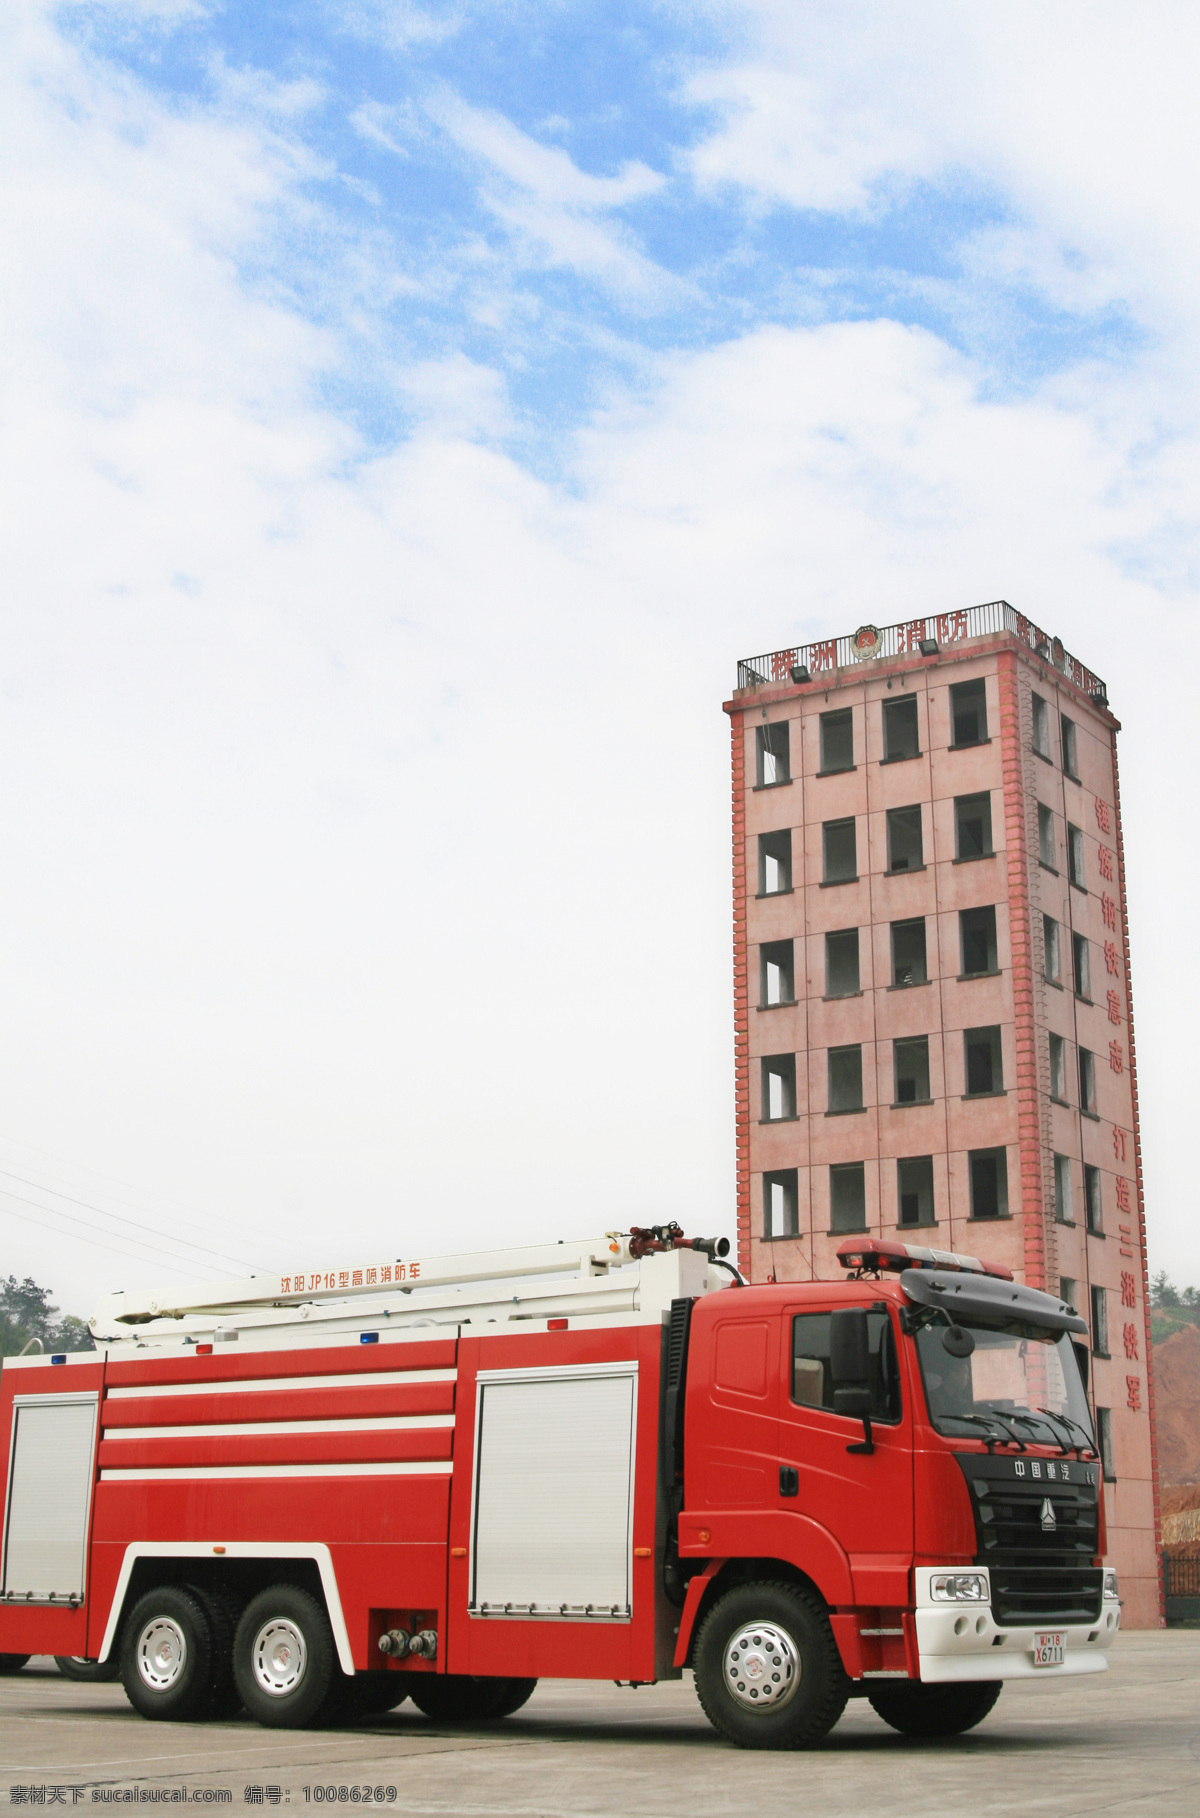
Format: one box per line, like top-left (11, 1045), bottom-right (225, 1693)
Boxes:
top-left (193, 1585), bottom-right (241, 1719)
top-left (867, 1679), bottom-right (1002, 1737)
top-left (120, 1586), bottom-right (223, 1722)
top-left (408, 1675), bottom-right (537, 1721)
top-left (320, 1672), bottom-right (411, 1724)
top-left (693, 1581), bottom-right (849, 1750)
top-left (0, 1656), bottom-right (31, 1675)
top-left (55, 1656), bottom-right (121, 1683)
top-left (233, 1585), bottom-right (336, 1729)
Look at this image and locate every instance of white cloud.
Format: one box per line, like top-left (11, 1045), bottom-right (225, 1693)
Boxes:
top-left (427, 90), bottom-right (672, 297)
top-left (2, 0), bottom-right (1199, 1312)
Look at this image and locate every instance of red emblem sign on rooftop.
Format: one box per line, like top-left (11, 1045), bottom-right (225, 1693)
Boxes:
top-left (851, 623), bottom-right (881, 661)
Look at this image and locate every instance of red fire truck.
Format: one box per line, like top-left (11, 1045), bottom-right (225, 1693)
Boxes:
top-left (0, 1226), bottom-right (1119, 1749)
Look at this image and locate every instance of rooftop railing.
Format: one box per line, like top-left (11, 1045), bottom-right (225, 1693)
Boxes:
top-left (736, 600), bottom-right (1107, 702)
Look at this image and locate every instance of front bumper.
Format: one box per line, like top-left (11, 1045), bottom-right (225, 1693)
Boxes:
top-left (914, 1568), bottom-right (1121, 1683)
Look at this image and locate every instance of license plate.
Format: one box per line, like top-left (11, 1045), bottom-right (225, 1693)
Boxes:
top-left (1033, 1632), bottom-right (1065, 1667)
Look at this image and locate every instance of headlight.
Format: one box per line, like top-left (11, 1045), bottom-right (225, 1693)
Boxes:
top-left (931, 1572), bottom-right (988, 1602)
top-left (1103, 1570), bottom-right (1119, 1600)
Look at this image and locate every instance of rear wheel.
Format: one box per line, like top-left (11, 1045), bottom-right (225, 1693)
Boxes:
top-left (55, 1656), bottom-right (121, 1683)
top-left (693, 1581), bottom-right (849, 1750)
top-left (233, 1585), bottom-right (336, 1729)
top-left (408, 1675), bottom-right (537, 1722)
top-left (867, 1679), bottom-right (1001, 1738)
top-left (0, 1655), bottom-right (31, 1675)
top-left (120, 1586), bottom-right (220, 1721)
top-left (320, 1672), bottom-right (411, 1723)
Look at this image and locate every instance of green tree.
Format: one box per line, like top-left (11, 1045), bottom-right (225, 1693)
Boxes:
top-left (0, 1274), bottom-right (94, 1356)
top-left (1150, 1270), bottom-right (1180, 1308)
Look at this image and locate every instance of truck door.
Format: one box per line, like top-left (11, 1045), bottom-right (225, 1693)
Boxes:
top-left (778, 1303), bottom-right (913, 1606)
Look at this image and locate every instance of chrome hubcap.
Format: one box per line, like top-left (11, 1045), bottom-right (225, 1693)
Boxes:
top-left (253, 1619), bottom-right (307, 1696)
top-left (136, 1618), bottom-right (188, 1691)
top-left (724, 1621), bottom-right (800, 1712)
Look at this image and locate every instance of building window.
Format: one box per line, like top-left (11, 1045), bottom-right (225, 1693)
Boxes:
top-left (1068, 822), bottom-right (1085, 888)
top-left (1072, 932), bottom-right (1091, 1000)
top-left (1054, 1153), bottom-right (1074, 1224)
top-left (757, 722), bottom-right (790, 786)
top-left (1038, 803), bottom-right (1056, 869)
top-left (819, 708), bottom-right (854, 774)
top-left (964, 1025), bottom-right (1003, 1096)
top-left (897, 1155), bottom-right (935, 1227)
top-left (1049, 1032), bottom-right (1068, 1102)
top-left (969, 1148), bottom-right (1008, 1219)
top-left (1061, 714), bottom-right (1079, 779)
top-left (891, 917), bottom-right (927, 986)
top-left (1032, 692), bottom-right (1051, 759)
top-left (894, 1035), bottom-right (931, 1105)
top-left (1091, 1285), bottom-right (1109, 1357)
top-left (758, 829), bottom-right (792, 896)
top-left (955, 792), bottom-right (993, 860)
top-left (764, 1169), bottom-right (799, 1238)
top-left (883, 695), bottom-right (919, 761)
top-left (1097, 1406), bottom-right (1116, 1481)
top-left (1044, 913), bottom-right (1061, 984)
top-left (1085, 1163), bottom-right (1103, 1234)
top-left (823, 817), bottom-right (857, 883)
top-left (1079, 1047), bottom-right (1097, 1114)
top-left (827, 1044), bottom-right (864, 1113)
top-left (1060, 1275), bottom-right (1077, 1310)
top-left (887, 805), bottom-right (924, 872)
top-left (830, 1162), bottom-right (867, 1233)
top-left (760, 940), bottom-right (795, 1007)
top-left (949, 678), bottom-right (988, 747)
top-left (825, 928), bottom-right (860, 997)
top-left (761, 1054), bottom-right (797, 1122)
top-left (960, 905), bottom-right (997, 977)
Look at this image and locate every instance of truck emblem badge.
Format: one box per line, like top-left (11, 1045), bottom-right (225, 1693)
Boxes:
top-left (1040, 1497), bottom-right (1057, 1532)
top-left (1015, 1461), bottom-right (1026, 1476)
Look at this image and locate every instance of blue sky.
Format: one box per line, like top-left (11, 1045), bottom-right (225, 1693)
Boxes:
top-left (2, 1), bottom-right (1199, 1307)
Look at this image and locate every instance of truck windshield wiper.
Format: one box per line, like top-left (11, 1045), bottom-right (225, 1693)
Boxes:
top-left (1008, 1410), bottom-right (1070, 1454)
top-left (938, 1412), bottom-right (1020, 1452)
top-left (1036, 1408), bottom-right (1098, 1459)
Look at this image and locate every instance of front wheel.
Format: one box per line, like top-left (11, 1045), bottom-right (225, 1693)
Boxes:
top-left (55, 1656), bottom-right (121, 1683)
top-left (233, 1585), bottom-right (336, 1729)
top-left (867, 1679), bottom-right (1002, 1737)
top-left (408, 1675), bottom-right (537, 1721)
top-left (693, 1581), bottom-right (849, 1750)
top-left (120, 1586), bottom-right (221, 1721)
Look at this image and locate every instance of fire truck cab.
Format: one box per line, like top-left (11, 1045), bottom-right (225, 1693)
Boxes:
top-left (0, 1227), bottom-right (1120, 1749)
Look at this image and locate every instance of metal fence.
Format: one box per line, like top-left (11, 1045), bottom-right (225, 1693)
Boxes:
top-left (736, 600), bottom-right (1107, 701)
top-left (1164, 1555), bottom-right (1200, 1599)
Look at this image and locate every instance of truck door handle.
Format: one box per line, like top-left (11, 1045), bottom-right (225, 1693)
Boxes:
top-left (779, 1465), bottom-right (799, 1498)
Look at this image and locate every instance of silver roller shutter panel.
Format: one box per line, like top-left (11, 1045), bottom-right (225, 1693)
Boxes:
top-left (472, 1371), bottom-right (636, 1616)
top-left (3, 1398), bottom-right (97, 1600)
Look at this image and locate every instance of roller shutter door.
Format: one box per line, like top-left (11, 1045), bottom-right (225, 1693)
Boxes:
top-left (2, 1398), bottom-right (98, 1601)
top-left (471, 1368), bottom-right (636, 1617)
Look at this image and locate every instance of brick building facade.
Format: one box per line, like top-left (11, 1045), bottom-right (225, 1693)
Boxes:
top-left (724, 602), bottom-right (1161, 1625)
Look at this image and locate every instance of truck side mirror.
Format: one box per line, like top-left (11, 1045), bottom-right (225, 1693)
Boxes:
top-left (829, 1307), bottom-right (875, 1455)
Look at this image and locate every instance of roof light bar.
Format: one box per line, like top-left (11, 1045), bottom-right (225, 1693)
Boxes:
top-left (836, 1238), bottom-right (1013, 1281)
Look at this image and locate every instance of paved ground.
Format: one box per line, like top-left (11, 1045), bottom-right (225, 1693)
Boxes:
top-left (1, 1633), bottom-right (1197, 1814)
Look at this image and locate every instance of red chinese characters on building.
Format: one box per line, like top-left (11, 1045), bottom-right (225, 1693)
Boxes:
top-left (1095, 797), bottom-right (1111, 833)
top-left (935, 610), bottom-right (967, 643)
top-left (900, 619), bottom-right (927, 652)
top-left (771, 648), bottom-right (798, 680)
top-left (1109, 1040), bottom-right (1124, 1073)
top-left (1101, 893), bottom-right (1118, 931)
top-left (1123, 1322), bottom-right (1139, 1360)
top-left (1115, 1175), bottom-right (1132, 1214)
top-left (1104, 940), bottom-right (1120, 976)
top-left (1113, 1125), bottom-right (1127, 1162)
top-left (1107, 989), bottom-right (1121, 1024)
top-left (1126, 1375), bottom-right (1142, 1412)
top-left (1098, 846), bottom-right (1114, 881)
top-left (812, 638), bottom-right (837, 673)
top-left (1121, 1270), bottom-right (1137, 1308)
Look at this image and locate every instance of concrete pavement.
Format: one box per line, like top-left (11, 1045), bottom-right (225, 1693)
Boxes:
top-left (1, 1632), bottom-right (1196, 1814)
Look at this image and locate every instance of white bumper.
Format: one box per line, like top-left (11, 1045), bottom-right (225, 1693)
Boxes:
top-left (913, 1569), bottom-right (1120, 1683)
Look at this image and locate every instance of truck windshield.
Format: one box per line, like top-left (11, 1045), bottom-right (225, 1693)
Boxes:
top-left (914, 1319), bottom-right (1095, 1451)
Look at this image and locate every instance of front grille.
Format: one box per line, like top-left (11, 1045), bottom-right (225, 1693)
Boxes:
top-left (952, 1451), bottom-right (1104, 1626)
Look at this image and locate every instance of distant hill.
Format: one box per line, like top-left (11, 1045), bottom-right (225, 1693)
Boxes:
top-left (1155, 1323), bottom-right (1200, 1501)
